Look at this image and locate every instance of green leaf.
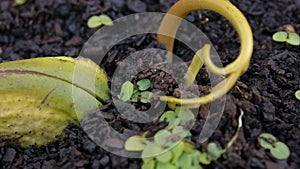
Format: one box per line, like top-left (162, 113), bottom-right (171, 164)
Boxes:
top-left (172, 126), bottom-right (188, 139)
top-left (130, 90), bottom-right (140, 102)
top-left (124, 135), bottom-right (146, 151)
top-left (87, 14), bottom-right (113, 28)
top-left (190, 151), bottom-right (201, 166)
top-left (191, 165), bottom-right (203, 169)
top-left (160, 111), bottom-right (176, 121)
top-left (198, 152), bottom-right (211, 165)
top-left (98, 14), bottom-right (113, 26)
top-left (15, 0), bottom-right (26, 5)
top-left (87, 16), bottom-right (103, 28)
top-left (137, 79), bottom-right (151, 91)
top-left (258, 133), bottom-right (277, 150)
top-left (133, 89), bottom-right (139, 94)
top-left (142, 142), bottom-right (163, 158)
top-left (295, 90), bottom-right (300, 100)
top-left (270, 142), bottom-right (290, 160)
top-left (154, 129), bottom-right (172, 146)
top-left (183, 142), bottom-right (195, 153)
top-left (177, 153), bottom-right (192, 169)
top-left (272, 31), bottom-right (288, 42)
top-left (166, 119), bottom-right (178, 130)
top-left (171, 125), bottom-right (191, 140)
top-left (287, 33), bottom-right (300, 46)
top-left (207, 143), bottom-right (222, 160)
top-left (119, 81), bottom-right (134, 101)
top-left (177, 107), bottom-right (195, 125)
top-left (140, 91), bottom-right (153, 103)
top-left (171, 141), bottom-right (185, 163)
top-left (130, 92), bottom-right (139, 102)
top-left (159, 111), bottom-right (178, 129)
top-left (143, 157), bottom-right (153, 163)
top-left (142, 160), bottom-right (155, 169)
top-left (156, 162), bottom-right (176, 169)
top-left (169, 119), bottom-right (181, 130)
top-left (156, 150), bottom-right (172, 163)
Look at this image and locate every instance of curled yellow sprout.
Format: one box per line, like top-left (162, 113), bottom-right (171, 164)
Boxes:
top-left (157, 0), bottom-right (253, 106)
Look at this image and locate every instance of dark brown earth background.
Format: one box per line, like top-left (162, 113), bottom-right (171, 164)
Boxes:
top-left (0, 0), bottom-right (299, 169)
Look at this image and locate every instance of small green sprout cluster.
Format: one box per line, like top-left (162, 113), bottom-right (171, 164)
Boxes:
top-left (125, 107), bottom-right (224, 169)
top-left (15, 0), bottom-right (26, 5)
top-left (122, 80), bottom-right (244, 169)
top-left (295, 90), bottom-right (300, 101)
top-left (272, 31), bottom-right (300, 46)
top-left (87, 14), bottom-right (113, 28)
top-left (142, 141), bottom-right (223, 169)
top-left (160, 107), bottom-right (195, 129)
top-left (119, 79), bottom-right (153, 103)
top-left (258, 133), bottom-right (290, 160)
top-left (125, 107), bottom-right (195, 153)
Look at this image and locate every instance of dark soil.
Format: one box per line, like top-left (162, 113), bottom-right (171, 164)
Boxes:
top-left (0, 0), bottom-right (299, 169)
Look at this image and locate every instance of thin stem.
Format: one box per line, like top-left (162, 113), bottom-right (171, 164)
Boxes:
top-left (157, 0), bottom-right (253, 106)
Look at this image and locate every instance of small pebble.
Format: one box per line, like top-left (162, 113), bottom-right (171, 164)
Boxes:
top-left (83, 139), bottom-right (97, 153)
top-left (3, 148), bottom-right (16, 162)
top-left (99, 155), bottom-right (110, 166)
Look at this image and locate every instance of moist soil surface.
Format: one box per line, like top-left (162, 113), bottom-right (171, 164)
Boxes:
top-left (0, 0), bottom-right (299, 169)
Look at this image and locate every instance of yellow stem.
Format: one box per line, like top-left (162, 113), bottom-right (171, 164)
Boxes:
top-left (157, 0), bottom-right (253, 106)
top-left (183, 45), bottom-right (205, 86)
top-left (160, 71), bottom-right (241, 105)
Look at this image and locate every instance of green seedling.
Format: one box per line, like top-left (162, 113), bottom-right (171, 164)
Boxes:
top-left (125, 109), bottom-right (245, 168)
top-left (159, 107), bottom-right (195, 129)
top-left (270, 142), bottom-right (290, 160)
top-left (140, 141), bottom-right (202, 169)
top-left (258, 133), bottom-right (290, 160)
top-left (207, 143), bottom-right (223, 160)
top-left (119, 79), bottom-right (153, 103)
top-left (87, 14), bottom-right (113, 28)
top-left (198, 152), bottom-right (211, 165)
top-left (159, 111), bottom-right (179, 129)
top-left (197, 143), bottom-right (223, 165)
top-left (258, 133), bottom-right (277, 149)
top-left (272, 31), bottom-right (300, 46)
top-left (125, 108), bottom-right (196, 168)
top-left (15, 0), bottom-right (26, 5)
top-left (137, 79), bottom-right (151, 91)
top-left (156, 150), bottom-right (172, 163)
top-left (295, 90), bottom-right (300, 100)
top-left (142, 160), bottom-right (156, 169)
top-left (198, 110), bottom-right (244, 166)
top-left (177, 152), bottom-right (192, 168)
top-left (124, 135), bottom-right (146, 151)
top-left (119, 81), bottom-right (134, 102)
top-left (140, 91), bottom-right (153, 103)
top-left (171, 141), bottom-right (185, 163)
